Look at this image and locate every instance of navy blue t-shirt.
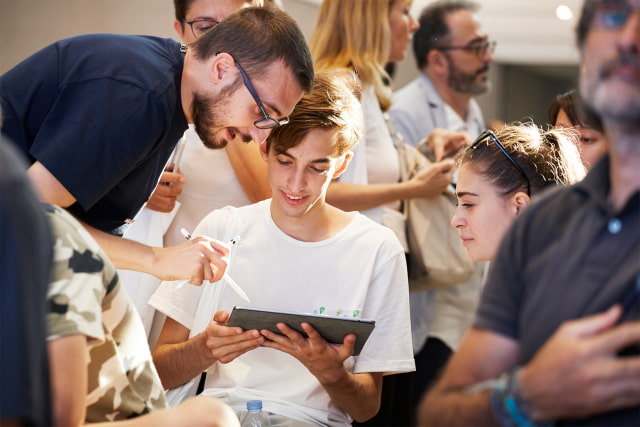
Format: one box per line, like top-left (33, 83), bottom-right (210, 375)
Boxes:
top-left (0, 34), bottom-right (188, 234)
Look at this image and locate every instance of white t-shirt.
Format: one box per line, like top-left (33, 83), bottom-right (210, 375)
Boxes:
top-left (119, 126), bottom-right (251, 337)
top-left (339, 86), bottom-right (403, 226)
top-left (149, 200), bottom-right (414, 426)
top-left (164, 127), bottom-right (251, 247)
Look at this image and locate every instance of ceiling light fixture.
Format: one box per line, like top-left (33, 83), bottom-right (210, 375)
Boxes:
top-left (556, 5), bottom-right (573, 21)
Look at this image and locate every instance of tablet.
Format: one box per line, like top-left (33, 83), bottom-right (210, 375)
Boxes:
top-left (228, 306), bottom-right (375, 356)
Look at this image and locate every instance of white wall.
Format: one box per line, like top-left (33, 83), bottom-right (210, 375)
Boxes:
top-left (0, 0), bottom-right (177, 74)
top-left (0, 0), bottom-right (578, 126)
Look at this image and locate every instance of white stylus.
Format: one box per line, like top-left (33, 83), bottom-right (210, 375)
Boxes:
top-left (180, 228), bottom-right (250, 303)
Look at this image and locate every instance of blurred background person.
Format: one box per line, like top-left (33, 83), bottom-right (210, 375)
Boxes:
top-left (0, 136), bottom-right (53, 427)
top-left (45, 203), bottom-right (240, 426)
top-left (548, 88), bottom-right (608, 169)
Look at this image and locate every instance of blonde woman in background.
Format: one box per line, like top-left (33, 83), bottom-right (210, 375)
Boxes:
top-left (311, 0), bottom-right (457, 246)
top-left (310, 1), bottom-right (462, 425)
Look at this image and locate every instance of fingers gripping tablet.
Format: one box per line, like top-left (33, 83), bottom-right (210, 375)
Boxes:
top-left (227, 306), bottom-right (375, 356)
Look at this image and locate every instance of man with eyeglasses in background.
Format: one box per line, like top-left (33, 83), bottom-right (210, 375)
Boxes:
top-left (387, 0), bottom-right (494, 415)
top-left (0, 6), bottom-right (313, 287)
top-left (419, 0), bottom-right (640, 425)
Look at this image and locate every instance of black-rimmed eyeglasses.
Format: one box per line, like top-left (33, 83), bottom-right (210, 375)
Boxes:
top-left (234, 60), bottom-right (290, 130)
top-left (185, 18), bottom-right (220, 38)
top-left (438, 40), bottom-right (496, 59)
top-left (471, 129), bottom-right (531, 196)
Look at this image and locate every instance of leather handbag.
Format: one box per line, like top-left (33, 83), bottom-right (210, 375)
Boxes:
top-left (387, 114), bottom-right (475, 291)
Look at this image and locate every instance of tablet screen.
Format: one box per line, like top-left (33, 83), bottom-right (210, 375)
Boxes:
top-left (228, 306), bottom-right (375, 356)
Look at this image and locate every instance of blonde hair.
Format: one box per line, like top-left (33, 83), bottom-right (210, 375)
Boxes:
top-left (310, 0), bottom-right (395, 111)
top-left (461, 122), bottom-right (587, 196)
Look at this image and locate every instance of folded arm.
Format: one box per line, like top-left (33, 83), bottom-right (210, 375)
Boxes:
top-left (418, 327), bottom-right (517, 426)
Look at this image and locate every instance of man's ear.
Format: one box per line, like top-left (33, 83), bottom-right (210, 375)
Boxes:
top-left (429, 49), bottom-right (448, 73)
top-left (332, 152), bottom-right (353, 179)
top-left (511, 191), bottom-right (531, 215)
top-left (209, 52), bottom-right (235, 84)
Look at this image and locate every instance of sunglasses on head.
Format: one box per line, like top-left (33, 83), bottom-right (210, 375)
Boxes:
top-left (470, 129), bottom-right (531, 197)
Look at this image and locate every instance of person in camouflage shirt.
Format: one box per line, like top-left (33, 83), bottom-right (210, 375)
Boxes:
top-left (44, 203), bottom-right (239, 426)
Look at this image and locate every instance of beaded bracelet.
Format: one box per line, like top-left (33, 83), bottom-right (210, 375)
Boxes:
top-left (490, 368), bottom-right (554, 427)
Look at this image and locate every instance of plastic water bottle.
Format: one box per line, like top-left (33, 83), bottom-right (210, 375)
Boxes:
top-left (241, 400), bottom-right (272, 427)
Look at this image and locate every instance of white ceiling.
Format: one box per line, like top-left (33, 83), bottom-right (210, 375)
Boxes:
top-left (458, 0), bottom-right (584, 65)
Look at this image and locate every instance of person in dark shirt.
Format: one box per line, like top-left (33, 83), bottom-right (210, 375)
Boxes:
top-left (419, 1), bottom-right (640, 425)
top-left (0, 137), bottom-right (52, 426)
top-left (0, 6), bottom-right (313, 287)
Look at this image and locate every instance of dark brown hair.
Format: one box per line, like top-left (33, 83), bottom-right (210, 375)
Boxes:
top-left (191, 6), bottom-right (314, 93)
top-left (548, 89), bottom-right (604, 132)
top-left (173, 0), bottom-right (264, 27)
top-left (413, 0), bottom-right (479, 69)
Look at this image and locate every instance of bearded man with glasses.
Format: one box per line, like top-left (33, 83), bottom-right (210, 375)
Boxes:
top-left (0, 6), bottom-right (313, 288)
top-left (387, 0), bottom-right (495, 414)
top-left (118, 1), bottom-right (282, 341)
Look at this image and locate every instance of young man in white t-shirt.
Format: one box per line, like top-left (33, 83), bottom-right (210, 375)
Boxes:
top-left (149, 72), bottom-right (415, 426)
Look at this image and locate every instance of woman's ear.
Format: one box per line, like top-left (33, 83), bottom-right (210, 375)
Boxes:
top-left (511, 191), bottom-right (531, 215)
top-left (332, 152), bottom-right (353, 179)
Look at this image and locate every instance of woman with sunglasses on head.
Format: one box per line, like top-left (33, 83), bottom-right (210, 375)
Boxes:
top-left (452, 122), bottom-right (586, 262)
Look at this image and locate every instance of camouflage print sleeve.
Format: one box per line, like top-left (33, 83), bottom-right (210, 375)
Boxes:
top-left (45, 204), bottom-right (108, 343)
top-left (43, 204), bottom-right (168, 420)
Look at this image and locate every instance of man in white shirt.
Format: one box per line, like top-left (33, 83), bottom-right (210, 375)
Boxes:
top-left (150, 72), bottom-right (414, 426)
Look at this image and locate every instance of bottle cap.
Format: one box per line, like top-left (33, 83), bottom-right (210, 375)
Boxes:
top-left (247, 400), bottom-right (263, 410)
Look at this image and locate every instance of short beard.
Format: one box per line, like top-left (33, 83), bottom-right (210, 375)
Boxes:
top-left (446, 55), bottom-right (490, 96)
top-left (582, 52), bottom-right (640, 132)
top-left (190, 76), bottom-right (243, 149)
